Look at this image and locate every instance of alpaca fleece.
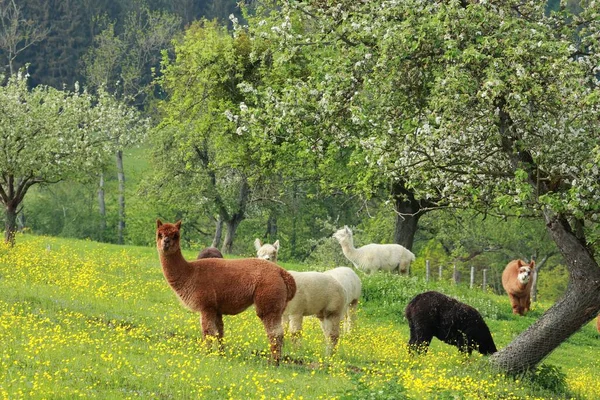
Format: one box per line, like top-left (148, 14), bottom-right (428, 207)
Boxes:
top-left (284, 270), bottom-right (347, 350)
top-left (197, 247), bottom-right (223, 259)
top-left (156, 220), bottom-right (296, 364)
top-left (323, 266), bottom-right (361, 333)
top-left (405, 291), bottom-right (497, 355)
top-left (333, 226), bottom-right (414, 274)
top-left (502, 259), bottom-right (535, 316)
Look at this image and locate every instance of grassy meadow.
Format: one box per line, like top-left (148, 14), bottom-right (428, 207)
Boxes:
top-left (0, 235), bottom-right (598, 399)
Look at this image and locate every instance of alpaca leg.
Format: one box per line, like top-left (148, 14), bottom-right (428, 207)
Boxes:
top-left (200, 311), bottom-right (220, 351)
top-left (260, 315), bottom-right (284, 365)
top-left (345, 300), bottom-right (358, 333)
top-left (524, 296), bottom-right (531, 314)
top-left (254, 284), bottom-right (288, 364)
top-left (215, 313), bottom-right (224, 339)
top-left (288, 315), bottom-right (303, 341)
top-left (319, 315), bottom-right (341, 355)
top-left (508, 295), bottom-right (521, 315)
top-left (215, 313), bottom-right (225, 352)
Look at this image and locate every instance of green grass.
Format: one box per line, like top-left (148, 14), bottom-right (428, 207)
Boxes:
top-left (0, 234), bottom-right (598, 399)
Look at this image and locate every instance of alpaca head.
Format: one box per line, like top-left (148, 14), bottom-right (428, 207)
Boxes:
top-left (254, 238), bottom-right (279, 262)
top-left (516, 260), bottom-right (535, 285)
top-left (333, 225), bottom-right (353, 244)
top-left (156, 219), bottom-right (182, 255)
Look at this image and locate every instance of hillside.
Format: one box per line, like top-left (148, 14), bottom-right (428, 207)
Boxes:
top-left (0, 235), bottom-right (598, 399)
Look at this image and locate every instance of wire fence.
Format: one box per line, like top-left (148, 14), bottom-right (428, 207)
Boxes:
top-left (410, 260), bottom-right (513, 295)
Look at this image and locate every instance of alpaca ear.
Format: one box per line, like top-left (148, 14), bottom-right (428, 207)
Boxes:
top-left (156, 219), bottom-right (163, 228)
top-left (529, 261), bottom-right (535, 269)
top-left (344, 225), bottom-right (351, 234)
top-left (254, 238), bottom-right (262, 251)
top-left (273, 240), bottom-right (280, 251)
top-left (517, 260), bottom-right (525, 267)
top-left (175, 220), bottom-right (182, 230)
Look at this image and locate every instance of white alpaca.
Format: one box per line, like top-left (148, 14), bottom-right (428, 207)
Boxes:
top-left (323, 266), bottom-right (361, 333)
top-left (283, 270), bottom-right (347, 352)
top-left (254, 238), bottom-right (280, 262)
top-left (333, 226), bottom-right (415, 274)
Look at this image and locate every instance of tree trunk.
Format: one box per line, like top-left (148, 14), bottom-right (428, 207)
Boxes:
top-left (489, 213), bottom-right (600, 374)
top-left (266, 213), bottom-right (278, 241)
top-left (222, 218), bottom-right (242, 254)
top-left (116, 150), bottom-right (125, 244)
top-left (219, 178), bottom-right (249, 254)
top-left (394, 212), bottom-right (421, 251)
top-left (392, 180), bottom-right (430, 250)
top-left (4, 204), bottom-right (17, 245)
top-left (211, 216), bottom-right (223, 248)
top-left (98, 173), bottom-right (106, 235)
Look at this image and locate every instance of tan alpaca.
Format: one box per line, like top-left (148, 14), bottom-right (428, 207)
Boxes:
top-left (254, 239), bottom-right (279, 263)
top-left (156, 220), bottom-right (296, 364)
top-left (502, 259), bottom-right (535, 316)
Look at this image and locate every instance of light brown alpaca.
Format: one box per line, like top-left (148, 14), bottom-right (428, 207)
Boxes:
top-left (156, 220), bottom-right (296, 364)
top-left (597, 315), bottom-right (600, 333)
top-left (502, 259), bottom-right (535, 316)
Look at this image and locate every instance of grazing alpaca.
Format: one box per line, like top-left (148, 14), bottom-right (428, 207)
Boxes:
top-left (333, 226), bottom-right (415, 274)
top-left (283, 270), bottom-right (347, 352)
top-left (197, 247), bottom-right (223, 259)
top-left (405, 291), bottom-right (497, 355)
top-left (597, 315), bottom-right (600, 333)
top-left (254, 238), bottom-right (279, 262)
top-left (323, 267), bottom-right (362, 333)
top-left (156, 220), bottom-right (296, 364)
top-left (502, 259), bottom-right (535, 316)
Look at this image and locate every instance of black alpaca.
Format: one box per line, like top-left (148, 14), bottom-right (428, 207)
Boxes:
top-left (405, 291), bottom-right (497, 355)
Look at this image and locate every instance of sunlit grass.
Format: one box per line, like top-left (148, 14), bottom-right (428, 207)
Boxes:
top-left (0, 234), bottom-right (598, 399)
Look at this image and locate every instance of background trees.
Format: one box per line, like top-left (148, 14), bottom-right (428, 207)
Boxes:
top-left (2, 0), bottom-right (242, 89)
top-left (149, 20), bottom-right (266, 253)
top-left (81, 4), bottom-right (179, 243)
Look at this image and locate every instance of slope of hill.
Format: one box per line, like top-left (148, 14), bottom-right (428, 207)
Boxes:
top-left (0, 235), bottom-right (598, 399)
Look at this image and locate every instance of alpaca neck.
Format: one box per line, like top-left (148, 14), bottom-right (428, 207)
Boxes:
top-left (159, 250), bottom-right (193, 292)
top-left (339, 238), bottom-right (359, 261)
top-left (516, 280), bottom-right (529, 290)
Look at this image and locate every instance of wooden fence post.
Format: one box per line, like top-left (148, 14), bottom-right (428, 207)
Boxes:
top-left (426, 260), bottom-right (430, 282)
top-left (482, 269), bottom-right (488, 292)
top-left (438, 265), bottom-right (443, 280)
top-left (470, 266), bottom-right (475, 289)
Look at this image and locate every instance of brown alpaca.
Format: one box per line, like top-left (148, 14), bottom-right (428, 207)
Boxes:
top-left (156, 220), bottom-right (296, 364)
top-left (502, 259), bottom-right (535, 316)
top-left (197, 247), bottom-right (223, 259)
top-left (597, 315), bottom-right (600, 333)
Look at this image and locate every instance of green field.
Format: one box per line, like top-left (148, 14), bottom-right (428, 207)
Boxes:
top-left (0, 235), bottom-right (598, 399)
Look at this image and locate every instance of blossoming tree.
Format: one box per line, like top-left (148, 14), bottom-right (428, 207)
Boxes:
top-left (0, 72), bottom-right (147, 244)
top-left (240, 0), bottom-right (600, 373)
